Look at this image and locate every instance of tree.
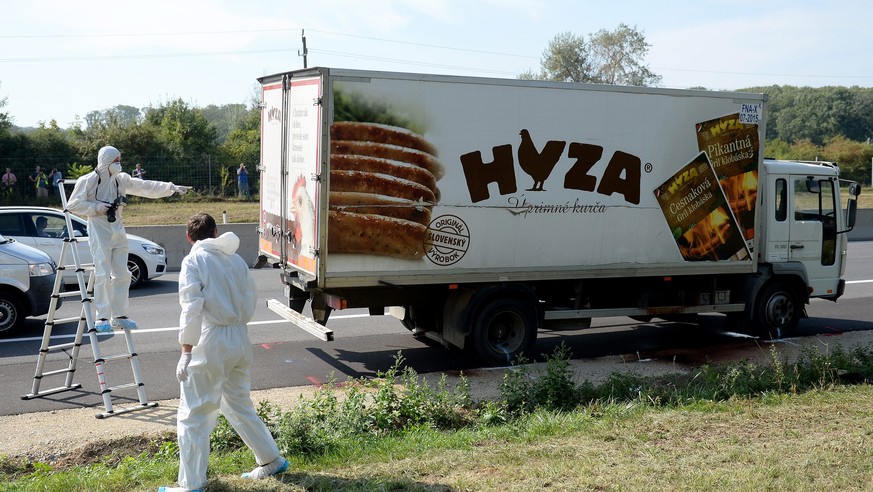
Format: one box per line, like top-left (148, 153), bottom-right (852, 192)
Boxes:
top-left (201, 103), bottom-right (249, 144)
top-left (587, 24), bottom-right (662, 86)
top-left (521, 24), bottom-right (661, 86)
top-left (0, 83), bottom-right (11, 134)
top-left (144, 99), bottom-right (217, 158)
top-left (525, 32), bottom-right (592, 83)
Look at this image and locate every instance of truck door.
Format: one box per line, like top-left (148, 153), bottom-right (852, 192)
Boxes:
top-left (789, 175), bottom-right (840, 297)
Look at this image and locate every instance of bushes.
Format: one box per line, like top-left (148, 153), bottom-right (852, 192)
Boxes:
top-left (203, 341), bottom-right (873, 461)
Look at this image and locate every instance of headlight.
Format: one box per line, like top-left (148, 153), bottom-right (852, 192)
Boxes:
top-left (142, 244), bottom-right (165, 256)
top-left (29, 262), bottom-right (55, 277)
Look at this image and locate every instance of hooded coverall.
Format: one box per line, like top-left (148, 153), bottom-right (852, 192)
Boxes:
top-left (175, 231), bottom-right (281, 489)
top-left (67, 146), bottom-right (180, 322)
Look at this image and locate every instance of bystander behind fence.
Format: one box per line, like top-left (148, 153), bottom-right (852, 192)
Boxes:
top-left (0, 154), bottom-right (258, 205)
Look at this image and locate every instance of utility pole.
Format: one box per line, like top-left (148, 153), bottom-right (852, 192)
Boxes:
top-left (299, 29), bottom-right (308, 68)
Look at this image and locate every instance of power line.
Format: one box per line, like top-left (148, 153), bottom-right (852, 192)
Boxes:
top-left (2, 25), bottom-right (868, 82)
top-left (0, 26), bottom-right (538, 61)
top-left (0, 27), bottom-right (302, 39)
top-left (0, 48), bottom-right (298, 63)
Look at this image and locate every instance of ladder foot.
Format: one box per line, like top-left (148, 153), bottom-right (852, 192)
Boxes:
top-left (20, 383), bottom-right (83, 400)
top-left (95, 401), bottom-right (158, 419)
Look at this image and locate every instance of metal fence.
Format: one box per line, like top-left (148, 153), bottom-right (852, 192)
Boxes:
top-left (0, 154), bottom-right (259, 202)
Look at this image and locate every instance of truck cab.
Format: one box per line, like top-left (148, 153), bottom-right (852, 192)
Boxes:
top-left (760, 159), bottom-right (860, 301)
top-left (743, 159), bottom-right (860, 339)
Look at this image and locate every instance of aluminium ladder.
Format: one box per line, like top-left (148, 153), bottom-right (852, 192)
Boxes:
top-left (20, 179), bottom-right (157, 418)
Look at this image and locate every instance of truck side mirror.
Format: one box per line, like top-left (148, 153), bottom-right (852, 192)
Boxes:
top-left (850, 182), bottom-right (862, 197)
top-left (846, 199), bottom-right (857, 230)
top-left (805, 177), bottom-right (820, 194)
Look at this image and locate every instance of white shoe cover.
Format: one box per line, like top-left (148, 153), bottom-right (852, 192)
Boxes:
top-left (110, 317), bottom-right (138, 330)
top-left (241, 456), bottom-right (288, 479)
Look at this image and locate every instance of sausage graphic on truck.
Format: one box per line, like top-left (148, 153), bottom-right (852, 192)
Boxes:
top-left (257, 67), bottom-right (861, 366)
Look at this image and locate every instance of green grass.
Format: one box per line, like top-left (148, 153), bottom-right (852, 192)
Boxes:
top-left (120, 196), bottom-right (259, 226)
top-left (5, 344), bottom-right (873, 491)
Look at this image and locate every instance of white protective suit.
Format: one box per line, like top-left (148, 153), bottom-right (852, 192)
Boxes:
top-left (67, 146), bottom-right (182, 323)
top-left (175, 231), bottom-right (281, 489)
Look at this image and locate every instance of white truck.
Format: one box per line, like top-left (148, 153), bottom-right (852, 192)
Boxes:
top-left (257, 67), bottom-right (861, 365)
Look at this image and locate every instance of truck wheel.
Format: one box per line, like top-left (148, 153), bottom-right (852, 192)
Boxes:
top-left (472, 297), bottom-right (537, 366)
top-left (0, 292), bottom-right (25, 336)
top-left (754, 282), bottom-right (801, 339)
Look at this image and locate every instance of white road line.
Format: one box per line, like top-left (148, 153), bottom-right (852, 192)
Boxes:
top-left (846, 279), bottom-right (873, 284)
top-left (0, 313), bottom-right (371, 344)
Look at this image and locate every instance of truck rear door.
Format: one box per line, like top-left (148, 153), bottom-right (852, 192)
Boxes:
top-left (259, 73), bottom-right (324, 279)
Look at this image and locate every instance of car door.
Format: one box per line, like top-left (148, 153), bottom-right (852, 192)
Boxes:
top-left (55, 213), bottom-right (95, 273)
top-left (26, 213), bottom-right (65, 263)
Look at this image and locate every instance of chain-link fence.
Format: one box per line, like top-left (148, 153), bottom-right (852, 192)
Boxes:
top-left (0, 154), bottom-right (258, 205)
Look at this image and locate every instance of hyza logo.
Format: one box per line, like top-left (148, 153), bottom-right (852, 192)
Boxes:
top-left (425, 215), bottom-right (470, 266)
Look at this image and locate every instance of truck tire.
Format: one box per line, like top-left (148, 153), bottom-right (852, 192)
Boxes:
top-left (754, 281), bottom-right (802, 339)
top-left (0, 291), bottom-right (25, 336)
top-left (471, 297), bottom-right (537, 366)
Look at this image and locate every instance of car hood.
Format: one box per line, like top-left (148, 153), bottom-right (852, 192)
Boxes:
top-left (126, 233), bottom-right (161, 247)
top-left (0, 238), bottom-right (54, 264)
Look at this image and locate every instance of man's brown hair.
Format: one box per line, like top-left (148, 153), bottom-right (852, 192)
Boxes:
top-left (187, 213), bottom-right (216, 243)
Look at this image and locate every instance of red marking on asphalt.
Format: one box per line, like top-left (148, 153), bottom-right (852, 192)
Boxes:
top-left (822, 325), bottom-right (844, 336)
top-left (260, 343), bottom-right (272, 349)
top-left (306, 376), bottom-right (322, 386)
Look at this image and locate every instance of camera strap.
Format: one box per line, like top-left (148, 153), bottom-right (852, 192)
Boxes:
top-left (96, 174), bottom-right (121, 203)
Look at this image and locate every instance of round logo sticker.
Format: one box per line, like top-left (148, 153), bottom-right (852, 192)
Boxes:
top-left (425, 215), bottom-right (470, 266)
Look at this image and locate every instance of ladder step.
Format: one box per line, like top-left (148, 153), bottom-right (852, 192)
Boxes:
top-left (99, 353), bottom-right (134, 362)
top-left (107, 382), bottom-right (141, 392)
top-left (58, 290), bottom-right (92, 299)
top-left (45, 341), bottom-right (80, 351)
top-left (39, 367), bottom-right (76, 378)
top-left (48, 316), bottom-right (85, 325)
top-left (58, 266), bottom-right (96, 272)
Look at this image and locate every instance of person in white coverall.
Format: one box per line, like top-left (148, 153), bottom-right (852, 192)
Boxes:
top-left (160, 213), bottom-right (287, 492)
top-left (67, 145), bottom-right (190, 332)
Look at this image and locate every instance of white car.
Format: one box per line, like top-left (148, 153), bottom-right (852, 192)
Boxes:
top-left (0, 206), bottom-right (167, 288)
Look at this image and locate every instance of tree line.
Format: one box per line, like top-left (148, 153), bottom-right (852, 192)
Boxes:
top-left (0, 96), bottom-right (260, 200)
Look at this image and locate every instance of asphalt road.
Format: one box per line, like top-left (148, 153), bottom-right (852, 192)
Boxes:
top-left (2, 241), bottom-right (872, 417)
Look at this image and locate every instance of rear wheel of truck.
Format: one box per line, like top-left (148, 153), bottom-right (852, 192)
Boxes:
top-left (754, 281), bottom-right (802, 339)
top-left (471, 297), bottom-right (537, 366)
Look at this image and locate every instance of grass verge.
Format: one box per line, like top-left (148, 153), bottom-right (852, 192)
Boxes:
top-left (4, 343), bottom-right (873, 491)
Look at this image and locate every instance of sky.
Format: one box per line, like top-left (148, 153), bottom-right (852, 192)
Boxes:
top-left (2, 0), bottom-right (872, 129)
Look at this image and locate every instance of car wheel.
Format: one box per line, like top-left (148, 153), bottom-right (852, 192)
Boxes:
top-left (127, 255), bottom-right (147, 288)
top-left (0, 291), bottom-right (25, 336)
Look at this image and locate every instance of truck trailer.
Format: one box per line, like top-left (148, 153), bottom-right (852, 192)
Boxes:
top-left (256, 67), bottom-right (861, 366)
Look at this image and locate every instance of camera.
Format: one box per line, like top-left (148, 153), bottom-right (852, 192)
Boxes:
top-left (105, 196), bottom-right (128, 223)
